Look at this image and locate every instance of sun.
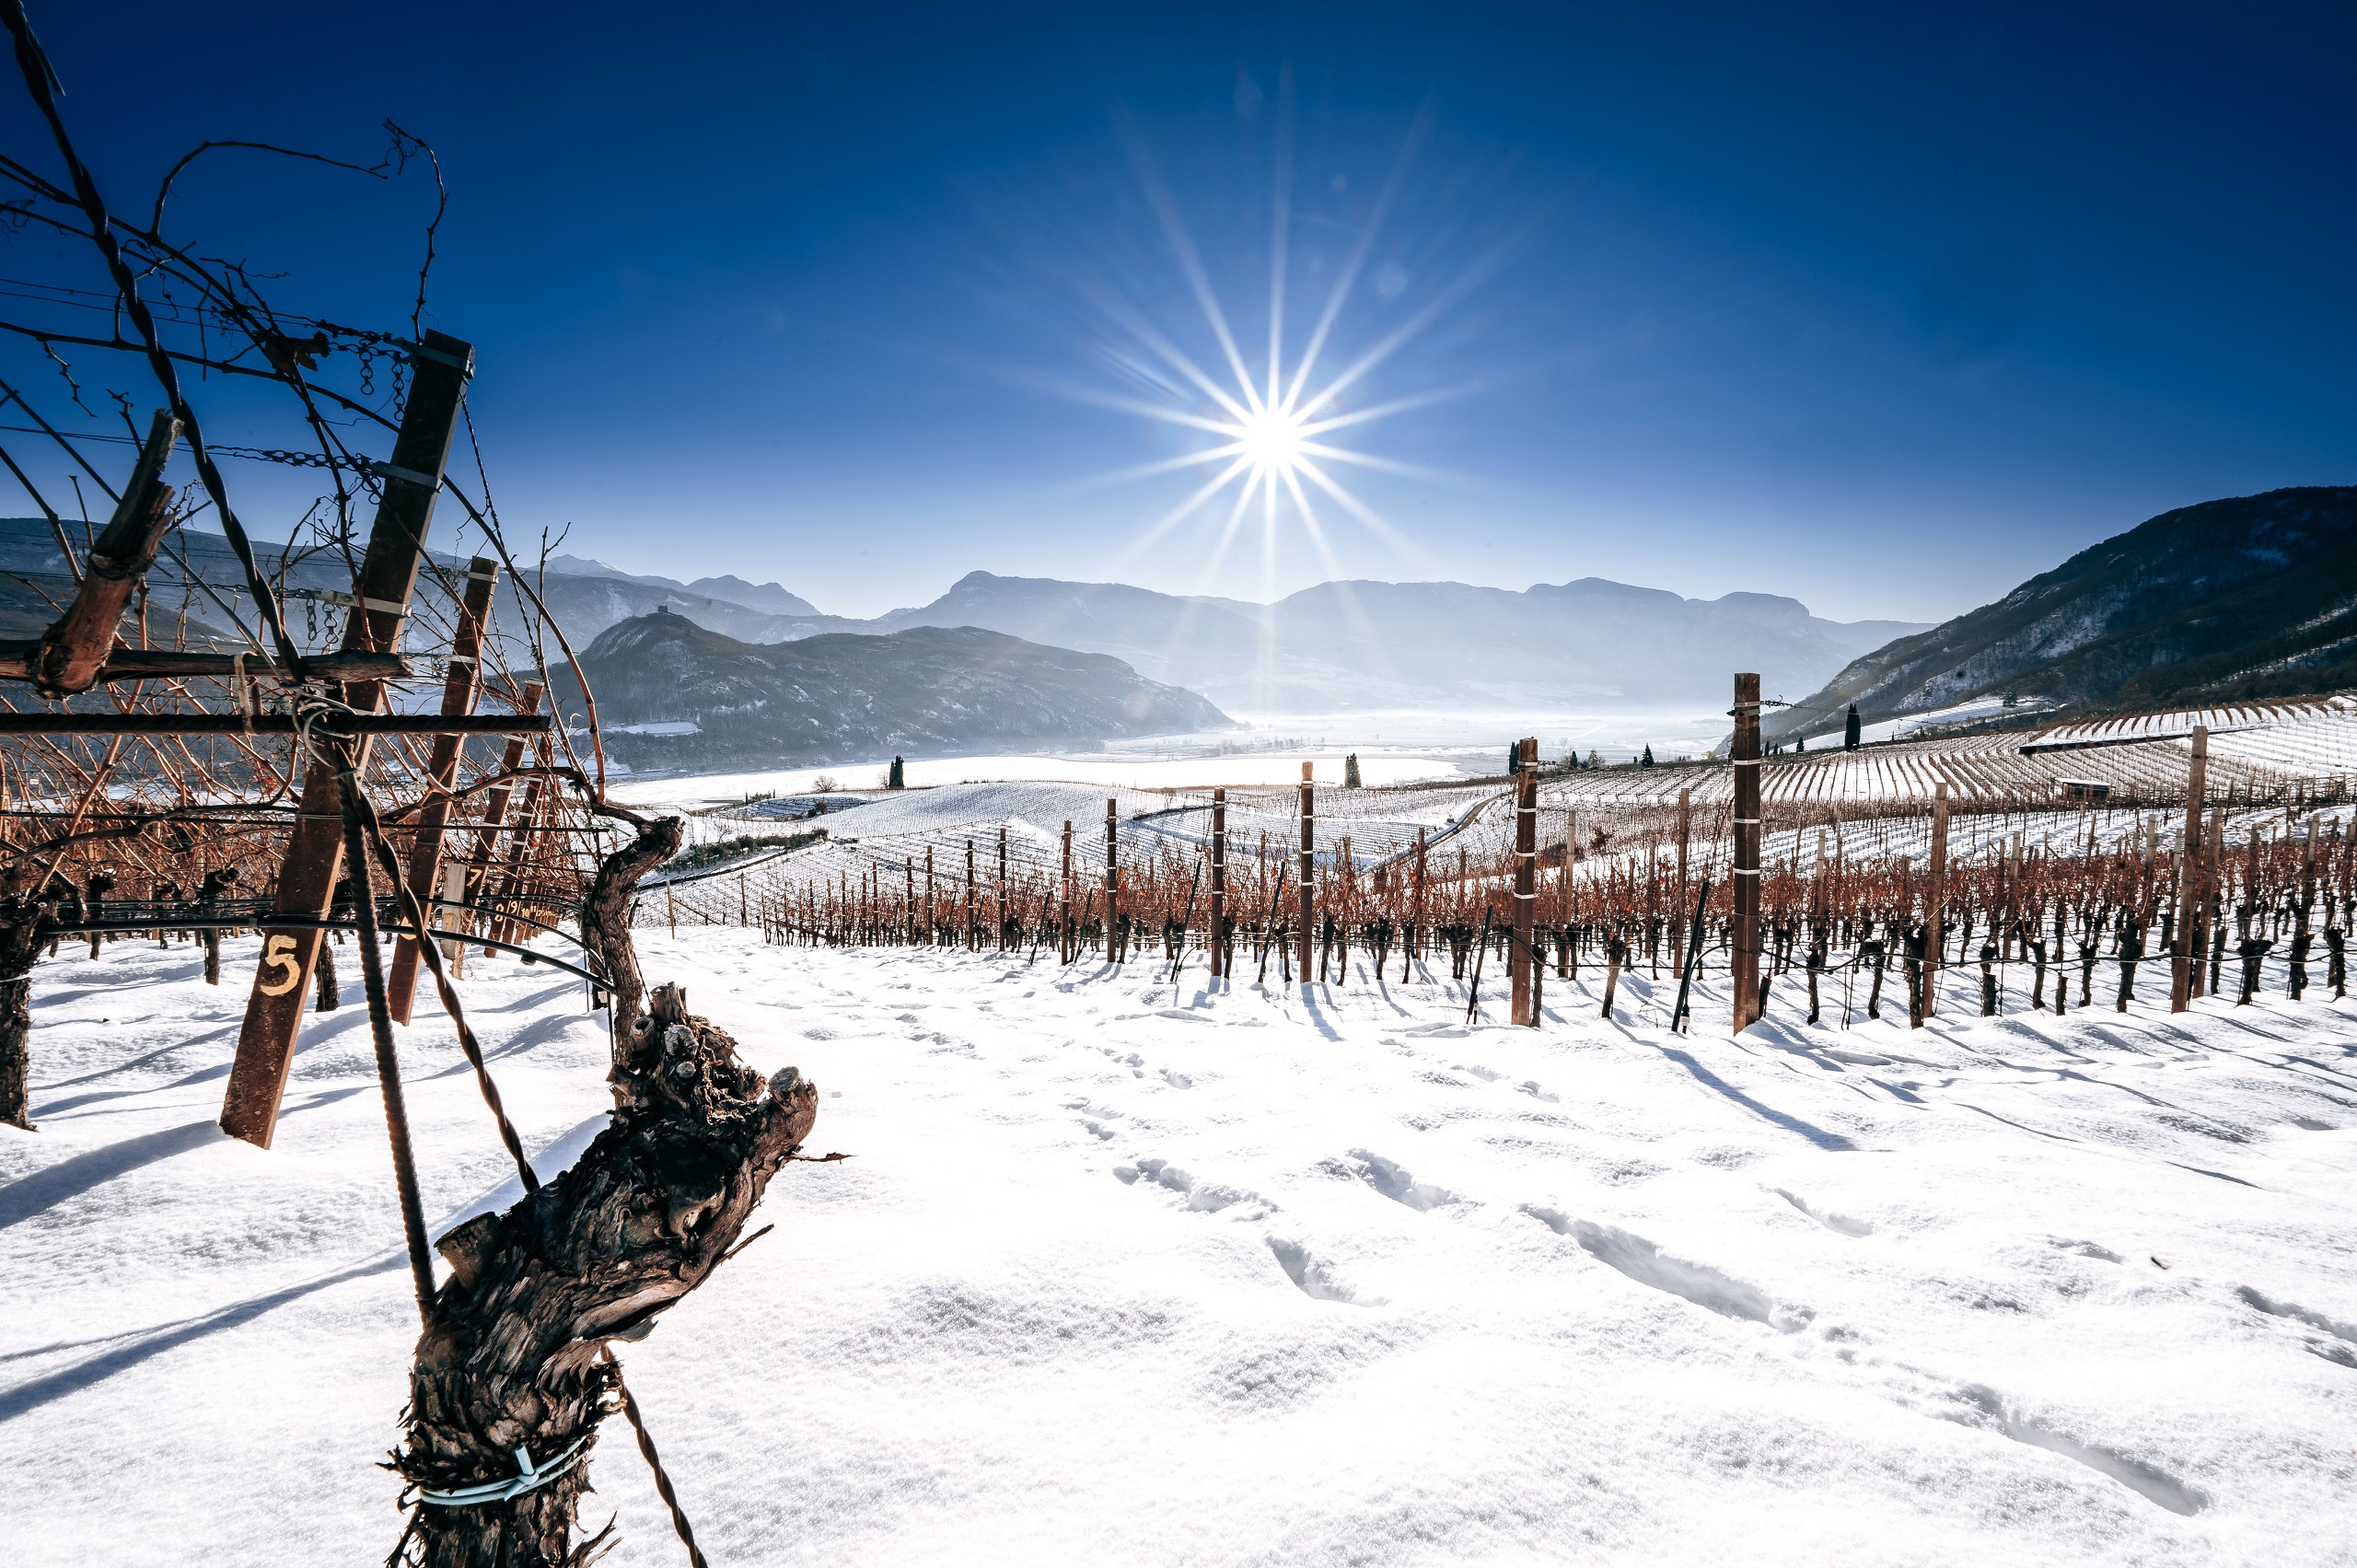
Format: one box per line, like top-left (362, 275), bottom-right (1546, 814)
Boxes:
top-left (1234, 403), bottom-right (1310, 473)
top-left (1049, 121), bottom-right (1476, 596)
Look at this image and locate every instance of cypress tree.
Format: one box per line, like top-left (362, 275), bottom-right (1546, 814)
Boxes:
top-left (888, 755), bottom-right (906, 790)
top-left (1844, 704), bottom-right (1862, 751)
top-left (1640, 745), bottom-right (1655, 769)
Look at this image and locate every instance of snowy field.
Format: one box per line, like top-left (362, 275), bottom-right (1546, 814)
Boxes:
top-left (608, 749), bottom-right (1469, 807)
top-left (4, 935), bottom-right (2354, 1565)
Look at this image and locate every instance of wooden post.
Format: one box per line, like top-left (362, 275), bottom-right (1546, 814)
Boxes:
top-left (31, 408), bottom-right (178, 698)
top-left (387, 556), bottom-right (501, 1023)
top-left (1105, 797), bottom-right (1119, 960)
top-left (1413, 826), bottom-right (1427, 936)
top-left (996, 825), bottom-right (1007, 947)
top-left (1923, 782), bottom-right (1949, 1023)
top-left (1061, 820), bottom-right (1073, 960)
top-left (1673, 787), bottom-right (1690, 976)
top-left (2170, 726), bottom-right (2209, 1012)
top-left (1732, 673), bottom-right (1762, 1032)
top-left (1297, 762), bottom-right (1316, 984)
top-left (220, 330), bottom-right (474, 1148)
top-left (456, 682), bottom-right (548, 945)
top-left (1511, 738), bottom-right (1538, 1025)
top-left (485, 731), bottom-right (556, 949)
top-left (1209, 788), bottom-right (1226, 980)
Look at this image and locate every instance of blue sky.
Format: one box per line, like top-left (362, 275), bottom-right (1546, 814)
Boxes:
top-left (5, 1), bottom-right (2352, 621)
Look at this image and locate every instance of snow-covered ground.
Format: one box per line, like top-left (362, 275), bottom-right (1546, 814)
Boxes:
top-left (608, 749), bottom-right (1467, 808)
top-left (5, 934), bottom-right (2353, 1565)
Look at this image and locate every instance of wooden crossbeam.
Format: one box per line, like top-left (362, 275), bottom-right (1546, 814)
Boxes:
top-left (0, 713), bottom-right (548, 736)
top-left (0, 646), bottom-right (406, 684)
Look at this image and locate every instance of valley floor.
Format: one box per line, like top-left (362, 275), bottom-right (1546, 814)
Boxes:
top-left (2, 935), bottom-right (2351, 1565)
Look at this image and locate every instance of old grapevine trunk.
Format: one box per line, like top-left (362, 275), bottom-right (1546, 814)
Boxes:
top-left (393, 816), bottom-right (813, 1567)
top-left (0, 890), bottom-right (59, 1130)
top-left (578, 814), bottom-right (682, 1042)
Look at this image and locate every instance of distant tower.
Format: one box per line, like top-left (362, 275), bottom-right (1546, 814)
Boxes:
top-left (888, 755), bottom-right (906, 790)
top-left (1505, 744), bottom-right (1519, 778)
top-left (1844, 703), bottom-right (1862, 751)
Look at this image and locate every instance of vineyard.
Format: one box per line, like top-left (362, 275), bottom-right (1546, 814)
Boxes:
top-left (638, 694), bottom-right (2357, 1033)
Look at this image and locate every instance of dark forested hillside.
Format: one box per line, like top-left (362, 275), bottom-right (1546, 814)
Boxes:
top-left (566, 610), bottom-right (1229, 772)
top-left (1768, 486), bottom-right (2357, 742)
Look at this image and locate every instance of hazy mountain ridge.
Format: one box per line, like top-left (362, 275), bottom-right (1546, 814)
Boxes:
top-left (1766, 485), bottom-right (2357, 743)
top-left (854, 571), bottom-right (1928, 712)
top-left (564, 610), bottom-right (1230, 772)
top-left (0, 517), bottom-right (1919, 715)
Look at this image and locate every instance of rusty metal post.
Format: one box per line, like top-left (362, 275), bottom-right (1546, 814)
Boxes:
top-left (387, 556), bottom-right (501, 1021)
top-left (220, 331), bottom-right (473, 1147)
top-left (1732, 673), bottom-right (1763, 1032)
top-left (2171, 726), bottom-right (2209, 1012)
top-left (1297, 762), bottom-right (1316, 984)
top-left (1511, 738), bottom-right (1538, 1025)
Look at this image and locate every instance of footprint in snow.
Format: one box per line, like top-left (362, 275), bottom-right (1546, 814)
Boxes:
top-left (1267, 1236), bottom-right (1379, 1306)
top-left (1331, 1150), bottom-right (1466, 1212)
top-left (1775, 1188), bottom-right (1875, 1237)
top-left (1945, 1383), bottom-right (2208, 1516)
top-left (1527, 1208), bottom-right (1813, 1332)
top-left (2238, 1284), bottom-right (2357, 1368)
top-left (2047, 1237), bottom-right (2122, 1263)
top-left (1113, 1157), bottom-right (1268, 1217)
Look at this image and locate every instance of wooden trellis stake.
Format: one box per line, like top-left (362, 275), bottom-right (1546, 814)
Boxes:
top-left (1296, 762), bottom-right (1315, 983)
top-left (2170, 726), bottom-right (2210, 1012)
top-left (1104, 796), bottom-right (1118, 960)
top-left (29, 408), bottom-right (177, 698)
top-left (1511, 738), bottom-right (1538, 1026)
top-left (1732, 673), bottom-right (1763, 1032)
top-left (1923, 781), bottom-right (1950, 1022)
top-left (1209, 787), bottom-right (1226, 980)
top-left (220, 330), bottom-right (474, 1148)
top-left (456, 681), bottom-right (547, 951)
top-left (387, 556), bottom-right (500, 1023)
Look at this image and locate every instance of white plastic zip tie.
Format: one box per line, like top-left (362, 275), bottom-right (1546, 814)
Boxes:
top-left (416, 1435), bottom-right (590, 1508)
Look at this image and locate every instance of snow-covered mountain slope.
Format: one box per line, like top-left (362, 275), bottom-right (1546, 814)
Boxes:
top-left (1769, 485), bottom-right (2357, 745)
top-left (4, 935), bottom-right (2351, 1565)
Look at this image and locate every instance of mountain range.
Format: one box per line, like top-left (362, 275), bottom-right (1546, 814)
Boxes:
top-left (1768, 486), bottom-right (2357, 744)
top-left (0, 517), bottom-right (1918, 716)
top-left (532, 559), bottom-right (1925, 714)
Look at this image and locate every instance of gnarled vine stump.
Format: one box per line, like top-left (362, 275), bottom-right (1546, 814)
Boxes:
top-left (393, 985), bottom-right (815, 1566)
top-left (391, 811), bottom-right (810, 1567)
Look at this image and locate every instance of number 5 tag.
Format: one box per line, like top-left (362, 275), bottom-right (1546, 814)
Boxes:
top-left (256, 933), bottom-right (303, 996)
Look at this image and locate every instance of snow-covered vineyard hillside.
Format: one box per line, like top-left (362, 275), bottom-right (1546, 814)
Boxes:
top-left (3, 932), bottom-right (2351, 1565)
